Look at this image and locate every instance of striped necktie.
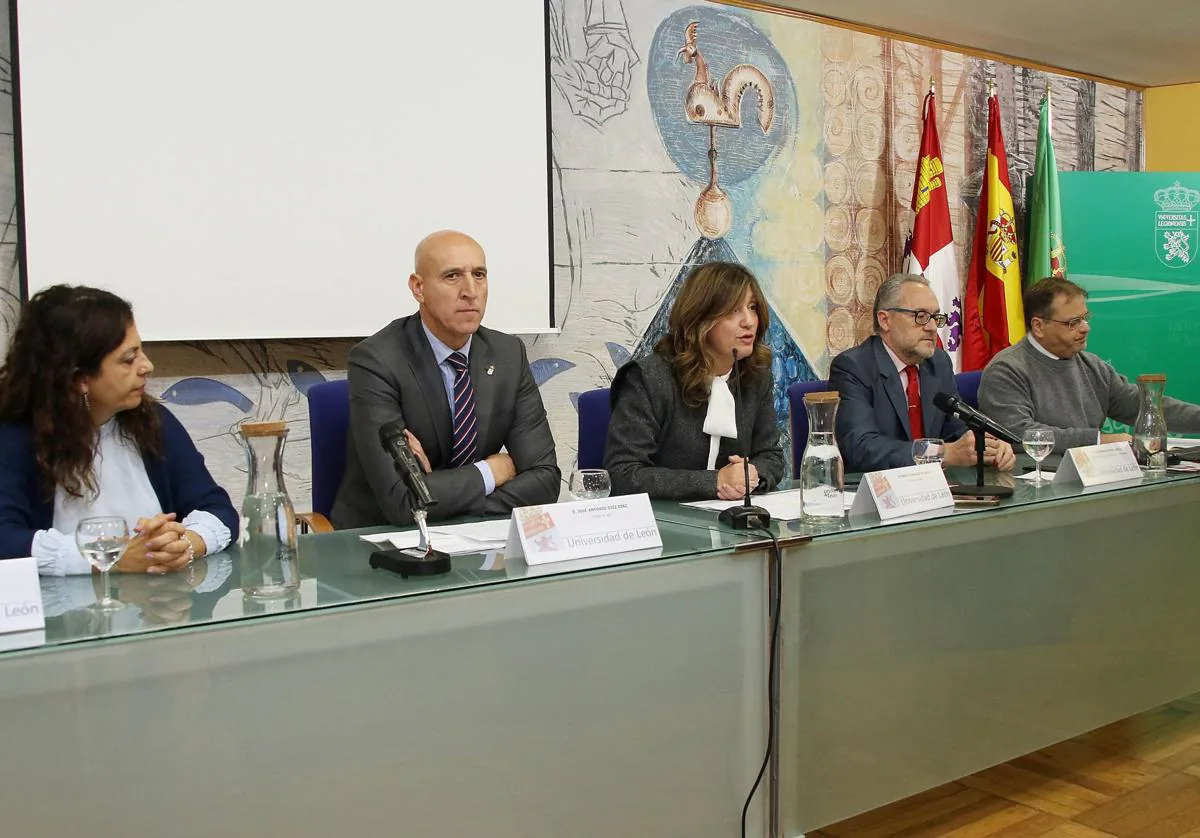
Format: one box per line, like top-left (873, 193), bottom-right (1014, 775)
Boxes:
top-left (447, 352), bottom-right (479, 468)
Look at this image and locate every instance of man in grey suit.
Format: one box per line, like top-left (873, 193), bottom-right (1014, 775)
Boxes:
top-left (331, 230), bottom-right (560, 528)
top-left (829, 273), bottom-right (1016, 474)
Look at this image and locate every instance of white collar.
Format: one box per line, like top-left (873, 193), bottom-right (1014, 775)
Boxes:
top-left (1027, 334), bottom-right (1064, 360)
top-left (881, 339), bottom-right (912, 374)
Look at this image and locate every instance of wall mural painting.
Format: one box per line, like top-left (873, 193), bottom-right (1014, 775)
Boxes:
top-left (0, 0), bottom-right (1142, 509)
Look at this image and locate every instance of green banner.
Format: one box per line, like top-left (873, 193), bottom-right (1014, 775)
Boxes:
top-left (1060, 172), bottom-right (1200, 425)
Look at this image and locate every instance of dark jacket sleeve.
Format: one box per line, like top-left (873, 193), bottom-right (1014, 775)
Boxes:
top-left (0, 423), bottom-right (47, 560)
top-left (155, 406), bottom-right (240, 539)
top-left (747, 372), bottom-right (786, 489)
top-left (829, 351), bottom-right (914, 473)
top-left (604, 362), bottom-right (720, 500)
top-left (345, 340), bottom-right (487, 525)
top-left (484, 341), bottom-right (561, 515)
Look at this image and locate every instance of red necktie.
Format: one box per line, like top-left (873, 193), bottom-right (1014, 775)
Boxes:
top-left (904, 365), bottom-right (924, 440)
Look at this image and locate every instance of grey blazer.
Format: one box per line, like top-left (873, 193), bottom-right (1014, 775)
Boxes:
top-left (331, 314), bottom-right (560, 528)
top-left (604, 352), bottom-right (784, 500)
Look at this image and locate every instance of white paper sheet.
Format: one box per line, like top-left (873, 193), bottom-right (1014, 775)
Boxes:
top-left (429, 520), bottom-right (511, 541)
top-left (681, 488), bottom-right (855, 521)
top-left (360, 520), bottom-right (509, 555)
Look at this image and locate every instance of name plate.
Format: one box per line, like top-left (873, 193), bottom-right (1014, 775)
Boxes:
top-left (849, 463), bottom-right (954, 520)
top-left (0, 557), bottom-right (45, 634)
top-left (506, 493), bottom-right (662, 566)
top-left (1054, 441), bottom-right (1143, 487)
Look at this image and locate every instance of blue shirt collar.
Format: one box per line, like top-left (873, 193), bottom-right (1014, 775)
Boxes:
top-left (421, 320), bottom-right (472, 366)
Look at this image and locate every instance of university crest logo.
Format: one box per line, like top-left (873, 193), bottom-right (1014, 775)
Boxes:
top-left (1154, 181), bottom-right (1200, 268)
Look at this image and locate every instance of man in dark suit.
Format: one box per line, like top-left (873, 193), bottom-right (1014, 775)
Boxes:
top-left (331, 230), bottom-right (560, 528)
top-left (829, 273), bottom-right (1016, 474)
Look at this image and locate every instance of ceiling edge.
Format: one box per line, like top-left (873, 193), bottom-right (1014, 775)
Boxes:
top-left (709, 0), bottom-right (1147, 90)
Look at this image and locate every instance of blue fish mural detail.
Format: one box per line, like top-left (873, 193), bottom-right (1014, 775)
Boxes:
top-left (605, 342), bottom-right (632, 369)
top-left (568, 391), bottom-right (581, 411)
top-left (159, 378), bottom-right (254, 413)
top-left (286, 360), bottom-right (327, 395)
top-left (529, 358), bottom-right (575, 386)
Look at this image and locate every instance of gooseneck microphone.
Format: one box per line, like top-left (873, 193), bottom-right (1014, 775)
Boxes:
top-left (379, 419), bottom-right (436, 509)
top-left (932, 392), bottom-right (1016, 498)
top-left (368, 418), bottom-right (452, 579)
top-left (718, 349), bottom-right (772, 530)
top-left (932, 393), bottom-right (1021, 447)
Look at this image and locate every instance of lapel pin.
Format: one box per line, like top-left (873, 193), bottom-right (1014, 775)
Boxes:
top-left (486, 365), bottom-right (495, 376)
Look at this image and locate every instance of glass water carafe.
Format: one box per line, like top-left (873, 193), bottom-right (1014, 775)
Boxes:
top-left (238, 421), bottom-right (299, 598)
top-left (1133, 373), bottom-right (1168, 476)
top-left (799, 391), bottom-right (845, 520)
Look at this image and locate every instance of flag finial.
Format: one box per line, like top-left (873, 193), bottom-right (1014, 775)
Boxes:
top-left (929, 75), bottom-right (935, 95)
top-left (988, 79), bottom-right (996, 98)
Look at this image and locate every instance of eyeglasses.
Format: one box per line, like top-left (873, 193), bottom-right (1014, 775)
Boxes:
top-left (885, 307), bottom-right (949, 328)
top-left (1040, 312), bottom-right (1092, 331)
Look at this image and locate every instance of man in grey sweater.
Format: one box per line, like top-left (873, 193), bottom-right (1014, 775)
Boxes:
top-left (979, 277), bottom-right (1200, 454)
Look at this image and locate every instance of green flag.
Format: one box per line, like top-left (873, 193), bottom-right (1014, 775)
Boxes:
top-left (1027, 94), bottom-right (1067, 281)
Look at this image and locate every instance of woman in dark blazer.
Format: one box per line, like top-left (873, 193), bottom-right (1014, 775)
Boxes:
top-left (0, 285), bottom-right (238, 575)
top-left (605, 262), bottom-right (784, 500)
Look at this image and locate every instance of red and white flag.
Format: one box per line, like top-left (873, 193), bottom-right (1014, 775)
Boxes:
top-left (903, 85), bottom-right (962, 371)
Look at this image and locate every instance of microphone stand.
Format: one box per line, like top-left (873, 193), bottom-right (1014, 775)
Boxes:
top-left (369, 466), bottom-right (454, 579)
top-left (948, 418), bottom-right (1014, 499)
top-left (718, 349), bottom-right (772, 530)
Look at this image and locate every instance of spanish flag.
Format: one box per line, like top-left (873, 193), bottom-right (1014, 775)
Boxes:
top-left (962, 89), bottom-right (1024, 371)
top-left (903, 84), bottom-right (962, 370)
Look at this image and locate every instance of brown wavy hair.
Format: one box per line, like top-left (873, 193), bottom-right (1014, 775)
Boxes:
top-left (0, 285), bottom-right (161, 499)
top-left (655, 262), bottom-right (772, 406)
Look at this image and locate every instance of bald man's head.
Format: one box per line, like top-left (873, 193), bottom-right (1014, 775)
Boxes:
top-left (408, 230), bottom-right (488, 350)
top-left (413, 230), bottom-right (483, 276)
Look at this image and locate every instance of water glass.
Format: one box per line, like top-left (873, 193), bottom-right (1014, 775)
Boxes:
top-left (912, 438), bottom-right (945, 466)
top-left (570, 469), bottom-right (611, 500)
top-left (76, 516), bottom-right (129, 611)
top-left (1022, 427), bottom-right (1055, 485)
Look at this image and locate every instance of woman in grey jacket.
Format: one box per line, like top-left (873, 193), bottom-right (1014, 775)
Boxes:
top-left (605, 262), bottom-right (784, 500)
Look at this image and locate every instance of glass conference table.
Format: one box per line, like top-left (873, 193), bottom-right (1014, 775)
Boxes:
top-left (657, 466), bottom-right (1200, 836)
top-left (2, 468), bottom-right (1199, 837)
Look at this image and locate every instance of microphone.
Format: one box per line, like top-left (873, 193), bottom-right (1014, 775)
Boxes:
top-left (931, 392), bottom-right (1015, 498)
top-left (379, 419), bottom-right (436, 510)
top-left (932, 392), bottom-right (1021, 447)
top-left (368, 419), bottom-right (452, 579)
top-left (718, 348), bottom-right (772, 530)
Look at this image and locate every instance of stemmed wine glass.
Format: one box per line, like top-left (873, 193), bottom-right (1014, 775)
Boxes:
top-left (1022, 427), bottom-right (1055, 486)
top-left (912, 438), bottom-right (945, 466)
top-left (76, 516), bottom-right (129, 611)
top-left (569, 469), bottom-right (612, 500)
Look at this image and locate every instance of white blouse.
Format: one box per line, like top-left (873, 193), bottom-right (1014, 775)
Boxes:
top-left (702, 373), bottom-right (739, 470)
top-left (31, 419), bottom-right (232, 576)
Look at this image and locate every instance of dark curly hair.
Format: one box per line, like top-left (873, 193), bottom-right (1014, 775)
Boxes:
top-left (0, 285), bottom-right (160, 499)
top-left (655, 262), bottom-right (772, 407)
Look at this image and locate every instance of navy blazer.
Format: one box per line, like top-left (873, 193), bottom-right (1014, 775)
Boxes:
top-left (0, 403), bottom-right (239, 559)
top-left (828, 335), bottom-right (968, 473)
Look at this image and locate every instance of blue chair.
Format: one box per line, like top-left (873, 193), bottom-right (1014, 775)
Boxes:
top-left (305, 379), bottom-right (350, 531)
top-left (577, 388), bottom-right (612, 470)
top-left (955, 370), bottom-right (983, 409)
top-left (787, 379), bottom-right (831, 478)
